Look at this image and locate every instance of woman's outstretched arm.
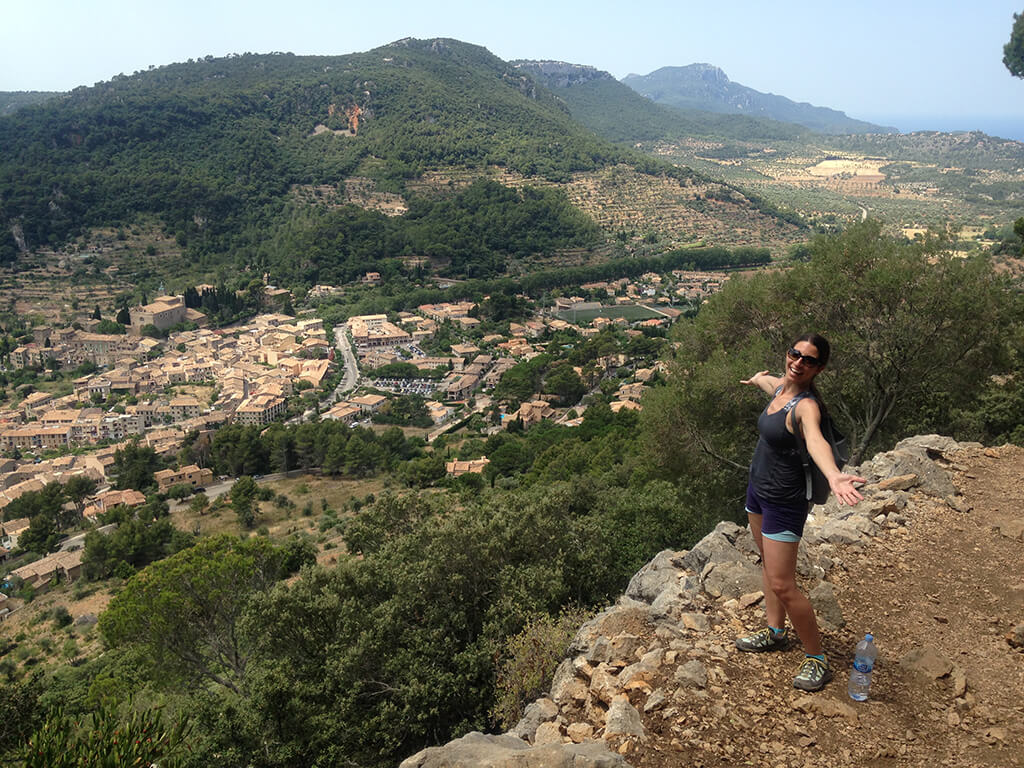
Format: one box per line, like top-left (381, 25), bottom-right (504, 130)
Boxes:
top-left (796, 399), bottom-right (865, 506)
top-left (740, 370), bottom-right (781, 395)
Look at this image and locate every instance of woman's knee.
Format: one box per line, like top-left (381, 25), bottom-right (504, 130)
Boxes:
top-left (765, 573), bottom-right (799, 601)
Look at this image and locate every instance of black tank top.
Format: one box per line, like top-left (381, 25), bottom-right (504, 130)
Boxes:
top-left (749, 397), bottom-right (807, 504)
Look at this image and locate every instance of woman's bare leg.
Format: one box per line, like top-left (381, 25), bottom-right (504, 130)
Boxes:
top-left (761, 537), bottom-right (822, 655)
top-left (748, 513), bottom-right (787, 630)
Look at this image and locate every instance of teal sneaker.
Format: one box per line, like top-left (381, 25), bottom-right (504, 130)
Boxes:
top-left (793, 656), bottom-right (833, 692)
top-left (735, 627), bottom-right (789, 653)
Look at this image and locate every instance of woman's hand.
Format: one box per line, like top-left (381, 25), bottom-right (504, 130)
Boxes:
top-left (830, 472), bottom-right (866, 506)
top-left (740, 370), bottom-right (770, 386)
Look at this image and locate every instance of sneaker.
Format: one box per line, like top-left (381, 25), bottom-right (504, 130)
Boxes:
top-left (793, 656), bottom-right (833, 692)
top-left (735, 627), bottom-right (789, 653)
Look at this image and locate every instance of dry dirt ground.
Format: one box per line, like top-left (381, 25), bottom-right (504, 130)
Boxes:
top-left (618, 443), bottom-right (1024, 768)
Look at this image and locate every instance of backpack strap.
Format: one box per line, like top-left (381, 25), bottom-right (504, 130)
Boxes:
top-left (782, 391), bottom-right (813, 435)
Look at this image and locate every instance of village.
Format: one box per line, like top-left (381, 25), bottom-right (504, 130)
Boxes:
top-left (0, 268), bottom-right (729, 603)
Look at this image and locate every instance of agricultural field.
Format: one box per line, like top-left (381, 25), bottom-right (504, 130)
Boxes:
top-left (645, 135), bottom-right (1024, 239)
top-left (555, 303), bottom-right (665, 323)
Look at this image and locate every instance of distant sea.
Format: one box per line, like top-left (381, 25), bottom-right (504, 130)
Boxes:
top-left (859, 114), bottom-right (1024, 142)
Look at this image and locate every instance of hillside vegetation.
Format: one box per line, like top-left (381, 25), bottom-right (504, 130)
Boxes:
top-left (2, 221), bottom-right (1021, 768)
top-left (2, 39), bottom-right (760, 285)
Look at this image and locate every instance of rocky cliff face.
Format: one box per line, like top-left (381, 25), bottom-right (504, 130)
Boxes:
top-left (512, 61), bottom-right (616, 89)
top-left (401, 436), bottom-right (1024, 768)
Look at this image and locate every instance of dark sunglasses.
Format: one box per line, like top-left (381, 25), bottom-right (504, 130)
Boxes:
top-left (787, 347), bottom-right (824, 367)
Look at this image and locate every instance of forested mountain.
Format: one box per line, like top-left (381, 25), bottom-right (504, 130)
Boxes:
top-left (623, 64), bottom-right (895, 135)
top-left (1, 39), bottom-right (746, 284)
top-left (0, 91), bottom-right (60, 116)
top-left (515, 60), bottom-right (812, 144)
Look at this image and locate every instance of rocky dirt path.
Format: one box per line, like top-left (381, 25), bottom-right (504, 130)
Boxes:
top-left (629, 443), bottom-right (1024, 768)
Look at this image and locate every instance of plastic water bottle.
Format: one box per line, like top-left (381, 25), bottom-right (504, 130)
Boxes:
top-left (848, 633), bottom-right (877, 701)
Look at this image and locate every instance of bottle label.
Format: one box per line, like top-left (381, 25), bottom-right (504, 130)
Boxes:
top-left (853, 659), bottom-right (873, 673)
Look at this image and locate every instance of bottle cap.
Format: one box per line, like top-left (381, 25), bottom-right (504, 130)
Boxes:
top-left (865, 633), bottom-right (874, 642)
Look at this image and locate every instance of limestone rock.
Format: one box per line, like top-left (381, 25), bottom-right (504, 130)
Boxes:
top-left (570, 602), bottom-right (650, 657)
top-left (739, 590), bottom-right (764, 608)
top-left (533, 721), bottom-right (564, 746)
top-left (586, 637), bottom-right (613, 664)
top-left (643, 688), bottom-right (668, 713)
top-left (399, 731), bottom-right (628, 768)
top-left (589, 663), bottom-right (620, 704)
top-left (900, 646), bottom-right (953, 679)
top-left (567, 722), bottom-right (594, 743)
top-left (618, 652), bottom-right (661, 689)
top-left (869, 473), bottom-right (919, 492)
top-left (609, 633), bottom-right (644, 660)
top-left (808, 516), bottom-right (874, 546)
top-left (951, 666), bottom-right (968, 698)
top-left (626, 549), bottom-right (684, 603)
top-left (680, 522), bottom-right (749, 573)
top-left (792, 695), bottom-right (859, 723)
top-left (511, 697), bottom-right (559, 742)
top-left (997, 518), bottom-right (1024, 541)
top-left (647, 577), bottom-right (699, 622)
top-left (603, 694), bottom-right (645, 739)
top-left (674, 659), bottom-right (708, 689)
top-left (1006, 623), bottom-right (1024, 649)
top-left (809, 581), bottom-right (845, 630)
top-left (550, 659), bottom-right (579, 704)
top-left (702, 559), bottom-right (763, 599)
top-left (679, 612), bottom-right (711, 632)
top-left (860, 438), bottom-right (957, 498)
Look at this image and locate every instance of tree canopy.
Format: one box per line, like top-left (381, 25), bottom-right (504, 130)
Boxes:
top-left (1004, 12), bottom-right (1024, 78)
top-left (99, 535), bottom-right (315, 695)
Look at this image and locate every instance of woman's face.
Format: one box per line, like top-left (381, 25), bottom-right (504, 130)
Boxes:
top-left (785, 340), bottom-right (824, 385)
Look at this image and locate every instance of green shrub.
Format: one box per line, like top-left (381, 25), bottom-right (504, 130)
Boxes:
top-left (17, 702), bottom-right (191, 768)
top-left (490, 608), bottom-right (591, 730)
top-left (51, 606), bottom-right (73, 629)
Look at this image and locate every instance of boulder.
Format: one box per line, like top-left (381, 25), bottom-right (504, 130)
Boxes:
top-left (399, 731), bottom-right (628, 768)
top-left (680, 522), bottom-right (750, 573)
top-left (860, 438), bottom-right (958, 499)
top-left (533, 721), bottom-right (564, 746)
top-left (566, 722), bottom-right (595, 743)
top-left (511, 698), bottom-right (559, 743)
top-left (569, 601), bottom-right (650, 657)
top-left (997, 518), bottom-right (1024, 541)
top-left (900, 646), bottom-right (953, 679)
top-left (702, 559), bottom-right (763, 599)
top-left (625, 549), bottom-right (685, 603)
top-left (603, 694), bottom-right (645, 739)
top-left (674, 659), bottom-right (708, 689)
top-left (809, 581), bottom-right (845, 630)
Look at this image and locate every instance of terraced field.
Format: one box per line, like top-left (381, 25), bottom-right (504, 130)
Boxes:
top-left (646, 137), bottom-right (1024, 238)
top-left (410, 164), bottom-right (804, 250)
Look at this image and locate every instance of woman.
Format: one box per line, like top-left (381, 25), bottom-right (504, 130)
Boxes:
top-left (735, 333), bottom-right (864, 691)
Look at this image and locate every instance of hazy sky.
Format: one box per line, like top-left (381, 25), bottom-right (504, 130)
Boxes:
top-left (3, 0), bottom-right (1024, 133)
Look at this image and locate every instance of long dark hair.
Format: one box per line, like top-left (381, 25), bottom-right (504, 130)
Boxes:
top-left (792, 333), bottom-right (831, 415)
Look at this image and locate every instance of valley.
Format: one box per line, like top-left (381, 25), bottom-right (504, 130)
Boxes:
top-left (1, 38), bottom-right (1022, 768)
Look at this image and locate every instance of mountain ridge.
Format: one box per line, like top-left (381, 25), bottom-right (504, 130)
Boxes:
top-left (623, 64), bottom-right (897, 135)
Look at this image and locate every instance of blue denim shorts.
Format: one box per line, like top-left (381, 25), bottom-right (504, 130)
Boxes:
top-left (745, 484), bottom-right (809, 543)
